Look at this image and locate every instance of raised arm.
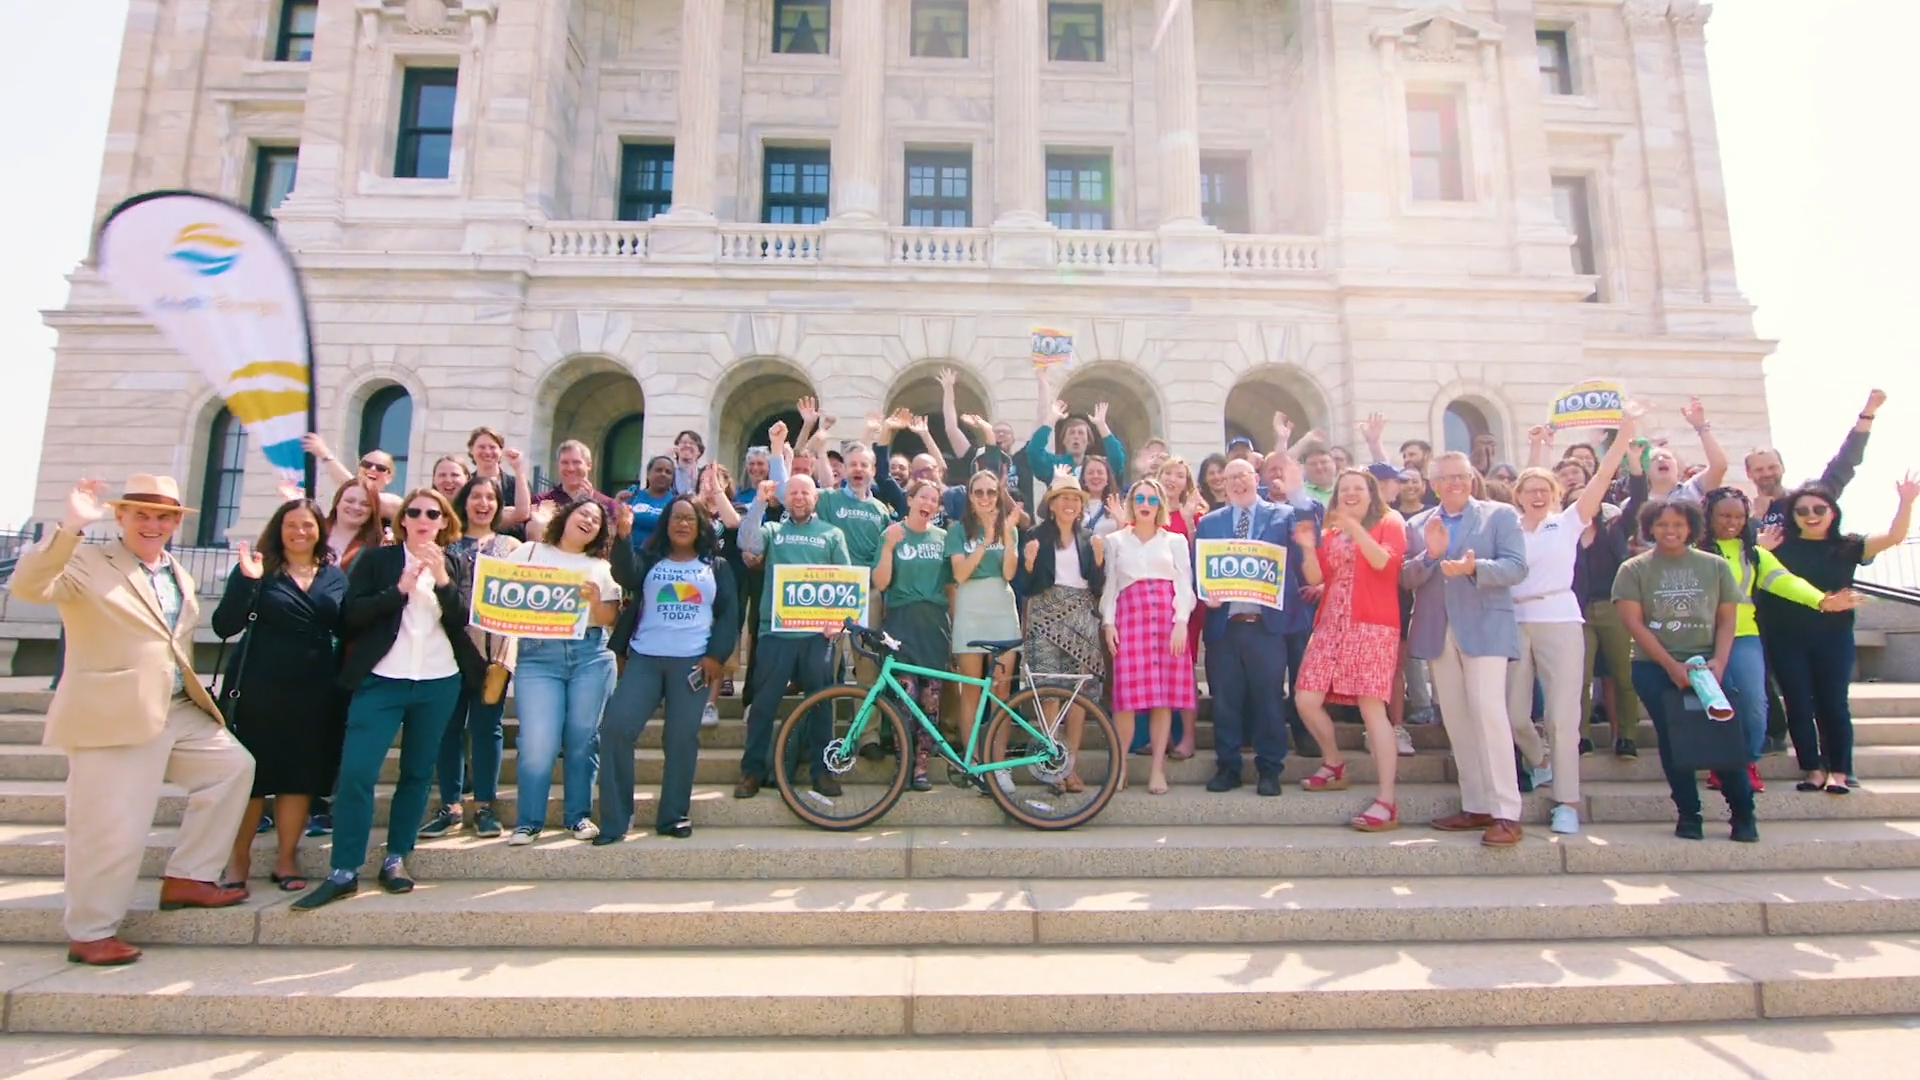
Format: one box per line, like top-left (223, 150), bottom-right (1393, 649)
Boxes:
top-left (10, 482), bottom-right (112, 605)
top-left (501, 447), bottom-right (534, 526)
top-left (1864, 472), bottom-right (1920, 560)
top-left (1359, 412), bottom-right (1389, 464)
top-left (1576, 405), bottom-right (1640, 525)
top-left (794, 396), bottom-right (820, 454)
top-left (302, 433), bottom-right (355, 489)
top-left (1823, 388), bottom-right (1884, 495)
top-left (938, 368), bottom-right (970, 459)
top-left (1681, 397), bottom-right (1729, 492)
top-left (1526, 425), bottom-right (1555, 470)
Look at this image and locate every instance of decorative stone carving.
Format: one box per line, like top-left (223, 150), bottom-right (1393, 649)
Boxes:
top-left (405, 0), bottom-right (452, 34)
top-left (1668, 0), bottom-right (1713, 33)
top-left (1369, 6), bottom-right (1504, 63)
top-left (1623, 0), bottom-right (1671, 33)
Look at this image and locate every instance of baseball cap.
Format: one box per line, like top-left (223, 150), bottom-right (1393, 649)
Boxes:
top-left (1367, 462), bottom-right (1400, 482)
top-left (1398, 468), bottom-right (1421, 482)
top-left (1227, 436), bottom-right (1255, 450)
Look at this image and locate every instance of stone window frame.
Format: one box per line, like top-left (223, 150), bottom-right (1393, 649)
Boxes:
top-left (1199, 153), bottom-right (1252, 234)
top-left (211, 96), bottom-right (305, 212)
top-left (1535, 9), bottom-right (1601, 112)
top-left (1550, 173), bottom-right (1601, 302)
top-left (617, 142), bottom-right (676, 223)
top-left (1535, 26), bottom-right (1574, 97)
top-left (1044, 148), bottom-right (1116, 231)
top-left (1429, 384), bottom-right (1514, 467)
top-left (274, 0), bottom-right (319, 62)
top-left (908, 0), bottom-right (970, 61)
top-left (765, 0), bottom-right (833, 60)
top-left (1374, 11), bottom-right (1506, 221)
top-left (394, 66), bottom-right (460, 180)
top-left (357, 44), bottom-right (474, 196)
top-left (1547, 133), bottom-right (1629, 309)
top-left (599, 123), bottom-right (677, 222)
top-left (198, 408), bottom-right (250, 548)
top-left (249, 145), bottom-right (302, 226)
top-left (1046, 2), bottom-right (1106, 64)
top-left (903, 147), bottom-right (975, 228)
top-left (358, 384), bottom-right (417, 492)
top-left (760, 144), bottom-right (834, 225)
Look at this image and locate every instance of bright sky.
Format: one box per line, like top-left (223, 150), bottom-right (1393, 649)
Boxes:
top-left (0, 1), bottom-right (1913, 528)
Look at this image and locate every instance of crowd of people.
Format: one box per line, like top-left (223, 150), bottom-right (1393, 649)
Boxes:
top-left (16, 371), bottom-right (1914, 962)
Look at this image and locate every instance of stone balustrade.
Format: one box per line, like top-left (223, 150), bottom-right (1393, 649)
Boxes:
top-left (889, 227), bottom-right (993, 266)
top-left (1223, 236), bottom-right (1325, 272)
top-left (543, 224), bottom-right (651, 258)
top-left (716, 224), bottom-right (822, 263)
top-left (1054, 231), bottom-right (1160, 270)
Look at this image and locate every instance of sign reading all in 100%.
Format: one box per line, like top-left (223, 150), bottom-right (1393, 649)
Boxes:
top-left (470, 555), bottom-right (590, 639)
top-left (770, 564), bottom-right (872, 632)
top-left (1193, 538), bottom-right (1286, 610)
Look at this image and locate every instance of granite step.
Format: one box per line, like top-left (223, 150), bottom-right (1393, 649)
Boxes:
top-left (3, 868), bottom-right (1920, 950)
top-left (4, 933), bottom-right (1918, 1037)
top-left (2, 819), bottom-right (1916, 882)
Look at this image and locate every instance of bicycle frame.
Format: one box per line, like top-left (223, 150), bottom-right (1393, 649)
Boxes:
top-left (842, 653), bottom-right (1057, 776)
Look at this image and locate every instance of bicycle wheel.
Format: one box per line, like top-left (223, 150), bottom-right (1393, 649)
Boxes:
top-left (984, 687), bottom-right (1121, 830)
top-left (772, 685), bottom-right (911, 831)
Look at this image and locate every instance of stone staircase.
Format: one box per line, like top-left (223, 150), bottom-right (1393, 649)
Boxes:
top-left (0, 677), bottom-right (1915, 1040)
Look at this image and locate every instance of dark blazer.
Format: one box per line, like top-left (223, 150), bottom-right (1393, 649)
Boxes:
top-left (1194, 498), bottom-right (1303, 642)
top-left (338, 544), bottom-right (486, 691)
top-left (609, 541), bottom-right (742, 663)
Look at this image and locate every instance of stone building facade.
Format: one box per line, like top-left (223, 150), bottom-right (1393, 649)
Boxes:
top-left (37, 0), bottom-right (1767, 541)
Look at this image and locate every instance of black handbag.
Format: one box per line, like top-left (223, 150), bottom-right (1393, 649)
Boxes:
top-left (207, 602), bottom-right (259, 725)
top-left (1658, 684), bottom-right (1748, 772)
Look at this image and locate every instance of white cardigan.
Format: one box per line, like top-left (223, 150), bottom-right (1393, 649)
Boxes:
top-left (1099, 527), bottom-right (1196, 628)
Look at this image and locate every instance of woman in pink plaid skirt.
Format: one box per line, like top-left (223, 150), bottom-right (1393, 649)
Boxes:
top-left (1100, 478), bottom-right (1197, 795)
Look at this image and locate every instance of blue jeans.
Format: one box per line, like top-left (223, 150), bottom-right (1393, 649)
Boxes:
top-left (436, 685), bottom-right (506, 807)
top-left (512, 629), bottom-right (615, 830)
top-left (332, 674), bottom-right (462, 873)
top-left (1725, 635), bottom-right (1768, 761)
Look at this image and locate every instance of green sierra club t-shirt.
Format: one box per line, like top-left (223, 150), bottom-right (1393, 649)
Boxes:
top-left (757, 515), bottom-right (852, 636)
top-left (885, 525), bottom-right (950, 607)
top-left (1611, 548), bottom-right (1741, 661)
top-left (815, 489), bottom-right (892, 567)
top-left (944, 523), bottom-right (1007, 582)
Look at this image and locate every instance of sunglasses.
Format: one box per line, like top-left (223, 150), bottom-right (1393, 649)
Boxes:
top-left (360, 460), bottom-right (392, 474)
top-left (404, 507), bottom-right (444, 521)
top-left (1133, 494), bottom-right (1161, 506)
top-left (1793, 504), bottom-right (1831, 519)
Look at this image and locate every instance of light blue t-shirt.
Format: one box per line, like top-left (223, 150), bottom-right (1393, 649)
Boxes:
top-left (629, 557), bottom-right (717, 658)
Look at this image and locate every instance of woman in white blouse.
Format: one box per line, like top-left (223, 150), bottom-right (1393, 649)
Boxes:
top-left (1100, 478), bottom-right (1196, 795)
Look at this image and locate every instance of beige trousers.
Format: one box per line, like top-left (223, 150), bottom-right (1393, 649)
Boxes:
top-left (1507, 621), bottom-right (1586, 805)
top-left (1429, 629), bottom-right (1523, 822)
top-left (63, 699), bottom-right (254, 941)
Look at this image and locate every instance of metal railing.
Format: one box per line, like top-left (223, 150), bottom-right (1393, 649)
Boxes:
top-left (1857, 536), bottom-right (1920, 591)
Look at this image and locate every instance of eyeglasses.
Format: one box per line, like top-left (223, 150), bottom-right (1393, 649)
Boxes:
top-left (1434, 474), bottom-right (1473, 485)
top-left (970, 488), bottom-right (998, 498)
top-left (1133, 494), bottom-right (1161, 506)
top-left (1793, 504), bottom-right (1832, 519)
top-left (360, 461), bottom-right (392, 474)
top-left (404, 507), bottom-right (444, 521)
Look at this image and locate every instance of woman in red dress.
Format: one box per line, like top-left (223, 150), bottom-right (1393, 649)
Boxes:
top-left (1293, 469), bottom-right (1407, 831)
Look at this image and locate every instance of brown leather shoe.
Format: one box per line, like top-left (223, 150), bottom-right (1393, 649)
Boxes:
top-left (733, 774), bottom-right (761, 799)
top-left (67, 936), bottom-right (141, 966)
top-left (158, 877), bottom-right (249, 911)
top-left (1431, 811), bottom-right (1496, 832)
top-left (1481, 819), bottom-right (1525, 847)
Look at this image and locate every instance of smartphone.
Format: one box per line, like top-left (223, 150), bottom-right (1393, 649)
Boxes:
top-left (687, 666), bottom-right (709, 692)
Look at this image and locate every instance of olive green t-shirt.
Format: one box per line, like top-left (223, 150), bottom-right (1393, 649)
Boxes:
top-left (944, 522), bottom-right (1007, 582)
top-left (1611, 548), bottom-right (1740, 661)
top-left (815, 488), bottom-right (892, 568)
top-left (885, 525), bottom-right (950, 608)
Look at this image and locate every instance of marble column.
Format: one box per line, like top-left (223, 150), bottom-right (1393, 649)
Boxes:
top-left (1154, 0), bottom-right (1203, 227)
top-left (1624, 0), bottom-right (1702, 319)
top-left (1669, 1), bottom-right (1740, 306)
top-left (991, 0), bottom-right (1052, 266)
top-left (272, 0), bottom-right (363, 250)
top-left (823, 0), bottom-right (888, 263)
top-left (651, 0), bottom-right (725, 260)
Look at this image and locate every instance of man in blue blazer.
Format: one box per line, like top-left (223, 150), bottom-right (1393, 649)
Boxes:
top-left (1401, 451), bottom-right (1530, 846)
top-left (1196, 460), bottom-right (1310, 796)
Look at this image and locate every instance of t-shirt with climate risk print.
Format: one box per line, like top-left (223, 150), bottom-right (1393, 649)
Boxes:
top-left (944, 523), bottom-right (1008, 582)
top-left (1611, 548), bottom-right (1740, 662)
top-left (628, 556), bottom-right (717, 659)
top-left (885, 525), bottom-right (950, 608)
top-left (756, 515), bottom-right (852, 637)
top-left (816, 489), bottom-right (893, 567)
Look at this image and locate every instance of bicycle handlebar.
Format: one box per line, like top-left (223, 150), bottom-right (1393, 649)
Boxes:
top-left (841, 618), bottom-right (898, 660)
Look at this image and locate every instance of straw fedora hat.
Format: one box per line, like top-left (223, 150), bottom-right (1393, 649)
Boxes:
top-left (1042, 472), bottom-right (1089, 509)
top-left (102, 474), bottom-right (197, 514)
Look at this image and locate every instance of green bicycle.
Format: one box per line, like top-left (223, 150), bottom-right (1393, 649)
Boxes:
top-left (771, 620), bottom-right (1122, 831)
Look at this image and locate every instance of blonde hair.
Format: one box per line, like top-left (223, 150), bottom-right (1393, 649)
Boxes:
top-left (1514, 466), bottom-right (1564, 507)
top-left (1157, 455), bottom-right (1193, 502)
top-left (1124, 478), bottom-right (1170, 529)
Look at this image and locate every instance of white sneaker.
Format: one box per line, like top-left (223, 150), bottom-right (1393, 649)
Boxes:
top-left (1550, 804), bottom-right (1580, 835)
top-left (1393, 726), bottom-right (1416, 757)
top-left (507, 825), bottom-right (539, 846)
top-left (1532, 763), bottom-right (1554, 789)
top-left (571, 818), bottom-right (601, 841)
top-left (701, 701), bottom-right (720, 728)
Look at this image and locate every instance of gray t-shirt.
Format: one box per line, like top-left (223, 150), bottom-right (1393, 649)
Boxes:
top-left (1611, 548), bottom-right (1739, 662)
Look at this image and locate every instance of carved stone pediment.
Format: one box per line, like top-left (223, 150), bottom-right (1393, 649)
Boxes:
top-left (355, 0), bottom-right (498, 38)
top-left (1370, 5), bottom-right (1505, 63)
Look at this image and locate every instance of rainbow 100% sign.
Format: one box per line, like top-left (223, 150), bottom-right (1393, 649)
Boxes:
top-left (770, 564), bottom-right (871, 632)
top-left (469, 555), bottom-right (589, 639)
top-left (1193, 538), bottom-right (1286, 610)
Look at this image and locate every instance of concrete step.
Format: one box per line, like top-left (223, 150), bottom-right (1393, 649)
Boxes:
top-left (0, 1021), bottom-right (1916, 1073)
top-left (5, 932), bottom-right (1919, 1036)
top-left (4, 819), bottom-right (1917, 882)
top-left (2, 776), bottom-right (1916, 830)
top-left (5, 870), bottom-right (1919, 951)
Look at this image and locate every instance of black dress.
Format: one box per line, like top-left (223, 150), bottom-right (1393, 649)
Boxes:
top-left (213, 565), bottom-right (349, 798)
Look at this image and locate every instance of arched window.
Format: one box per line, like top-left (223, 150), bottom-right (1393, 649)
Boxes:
top-left (197, 409), bottom-right (248, 546)
top-left (1444, 400), bottom-right (1493, 458)
top-left (358, 386), bottom-right (413, 491)
top-left (601, 413), bottom-right (645, 494)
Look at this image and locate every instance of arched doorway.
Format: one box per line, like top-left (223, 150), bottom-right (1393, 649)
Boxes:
top-left (358, 384), bottom-right (414, 490)
top-left (711, 357), bottom-right (817, 473)
top-left (1223, 366), bottom-right (1328, 454)
top-left (539, 355), bottom-right (646, 492)
top-left (1058, 362), bottom-right (1163, 468)
top-left (884, 363), bottom-right (992, 462)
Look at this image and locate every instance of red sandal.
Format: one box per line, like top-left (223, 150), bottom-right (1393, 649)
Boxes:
top-left (1351, 799), bottom-right (1399, 832)
top-left (1301, 761), bottom-right (1349, 792)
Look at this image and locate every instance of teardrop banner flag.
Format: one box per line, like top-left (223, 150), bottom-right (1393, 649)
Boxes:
top-left (97, 191), bottom-right (317, 492)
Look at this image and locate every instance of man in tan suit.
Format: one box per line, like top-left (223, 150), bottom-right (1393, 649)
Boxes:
top-left (9, 475), bottom-right (254, 965)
